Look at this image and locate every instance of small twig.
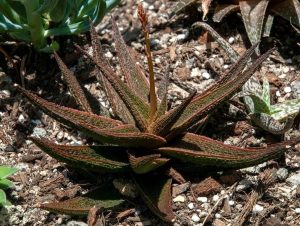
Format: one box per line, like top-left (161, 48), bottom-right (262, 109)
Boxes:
top-left (192, 22), bottom-right (239, 63)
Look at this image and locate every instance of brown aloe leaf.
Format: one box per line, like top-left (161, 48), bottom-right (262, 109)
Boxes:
top-left (167, 47), bottom-right (274, 139)
top-left (270, 0), bottom-right (300, 27)
top-left (53, 52), bottom-right (93, 113)
top-left (16, 85), bottom-right (165, 148)
top-left (16, 84), bottom-right (121, 129)
top-left (88, 23), bottom-right (150, 131)
top-left (239, 0), bottom-right (269, 49)
top-left (31, 137), bottom-right (130, 173)
top-left (41, 183), bottom-right (124, 215)
top-left (128, 153), bottom-right (169, 174)
top-left (213, 4), bottom-right (240, 22)
top-left (112, 19), bottom-right (149, 101)
top-left (133, 175), bottom-right (175, 222)
top-left (151, 91), bottom-right (196, 136)
top-left (100, 71), bottom-right (136, 125)
top-left (159, 133), bottom-right (300, 168)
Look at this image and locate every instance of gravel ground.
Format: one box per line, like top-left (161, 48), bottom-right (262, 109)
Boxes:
top-left (0, 0), bottom-right (300, 225)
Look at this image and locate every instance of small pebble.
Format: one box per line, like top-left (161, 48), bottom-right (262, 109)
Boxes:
top-left (284, 86), bottom-right (292, 93)
top-left (212, 195), bottom-right (219, 202)
top-left (173, 195), bottom-right (185, 203)
top-left (228, 200), bottom-right (235, 206)
top-left (17, 114), bottom-right (26, 123)
top-left (223, 64), bottom-right (229, 69)
top-left (191, 67), bottom-right (201, 78)
top-left (191, 213), bottom-right (200, 222)
top-left (295, 208), bottom-right (300, 214)
top-left (202, 72), bottom-right (211, 79)
top-left (253, 204), bottom-right (264, 213)
top-left (276, 91), bottom-right (281, 97)
top-left (188, 203), bottom-right (195, 209)
top-left (197, 197), bottom-right (208, 203)
top-left (276, 168), bottom-right (289, 181)
top-left (228, 37), bottom-right (235, 44)
top-left (215, 213), bottom-right (221, 219)
top-left (282, 66), bottom-right (289, 73)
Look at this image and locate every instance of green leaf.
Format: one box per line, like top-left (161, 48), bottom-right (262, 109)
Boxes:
top-left (0, 189), bottom-right (7, 206)
top-left (244, 94), bottom-right (270, 114)
top-left (48, 0), bottom-right (68, 23)
top-left (262, 76), bottom-right (271, 106)
top-left (0, 178), bottom-right (15, 190)
top-left (41, 183), bottom-right (124, 215)
top-left (134, 175), bottom-right (175, 222)
top-left (159, 133), bottom-right (300, 168)
top-left (31, 137), bottom-right (130, 173)
top-left (129, 154), bottom-right (169, 174)
top-left (250, 113), bottom-right (294, 135)
top-left (239, 0), bottom-right (269, 52)
top-left (271, 98), bottom-right (300, 121)
top-left (0, 166), bottom-right (18, 179)
top-left (36, 0), bottom-right (59, 13)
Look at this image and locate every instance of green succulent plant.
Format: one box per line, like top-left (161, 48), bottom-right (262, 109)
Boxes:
top-left (0, 0), bottom-right (120, 52)
top-left (0, 166), bottom-right (18, 207)
top-left (16, 9), bottom-right (300, 222)
top-left (241, 76), bottom-right (300, 134)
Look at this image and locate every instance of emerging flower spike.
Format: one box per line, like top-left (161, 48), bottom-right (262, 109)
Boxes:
top-left (16, 11), bottom-right (300, 222)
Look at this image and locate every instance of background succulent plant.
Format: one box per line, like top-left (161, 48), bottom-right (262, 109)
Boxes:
top-left (240, 76), bottom-right (300, 134)
top-left (0, 0), bottom-right (120, 52)
top-left (0, 166), bottom-right (18, 207)
top-left (16, 6), bottom-right (300, 222)
top-left (172, 0), bottom-right (300, 52)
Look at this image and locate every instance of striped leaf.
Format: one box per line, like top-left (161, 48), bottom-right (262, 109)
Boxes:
top-left (41, 183), bottom-right (124, 215)
top-left (129, 154), bottom-right (169, 174)
top-left (31, 137), bottom-right (130, 173)
top-left (159, 133), bottom-right (300, 168)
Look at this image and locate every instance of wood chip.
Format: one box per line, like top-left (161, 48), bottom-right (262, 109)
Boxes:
top-left (192, 177), bottom-right (222, 196)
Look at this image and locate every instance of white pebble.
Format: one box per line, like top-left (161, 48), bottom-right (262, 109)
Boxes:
top-left (284, 86), bottom-right (292, 93)
top-left (197, 197), bottom-right (208, 203)
top-left (276, 91), bottom-right (281, 97)
top-left (40, 170), bottom-right (47, 176)
top-left (18, 114), bottom-right (26, 123)
top-left (223, 64), bottom-right (229, 69)
top-left (188, 203), bottom-right (195, 209)
top-left (212, 195), bottom-right (219, 202)
top-left (282, 66), bottom-right (289, 73)
top-left (202, 72), bottom-right (211, 79)
top-left (228, 200), bottom-right (235, 206)
top-left (228, 37), bottom-right (235, 44)
top-left (173, 195), bottom-right (185, 203)
top-left (191, 67), bottom-right (201, 77)
top-left (295, 208), bottom-right (300, 214)
top-left (215, 213), bottom-right (221, 219)
top-left (252, 204), bottom-right (264, 213)
top-left (104, 51), bottom-right (113, 59)
top-left (191, 213), bottom-right (200, 222)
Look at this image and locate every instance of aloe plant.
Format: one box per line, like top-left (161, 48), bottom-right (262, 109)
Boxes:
top-left (16, 6), bottom-right (300, 222)
top-left (0, 166), bottom-right (18, 207)
top-left (241, 76), bottom-right (300, 134)
top-left (0, 0), bottom-right (120, 52)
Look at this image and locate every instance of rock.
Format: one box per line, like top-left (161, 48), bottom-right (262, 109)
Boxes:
top-left (236, 179), bottom-right (253, 191)
top-left (202, 71), bottom-right (211, 79)
top-left (291, 80), bottom-right (300, 98)
top-left (286, 173), bottom-right (300, 186)
top-left (283, 86), bottom-right (292, 93)
top-left (197, 197), bottom-right (208, 203)
top-left (276, 168), bottom-right (289, 181)
top-left (32, 127), bottom-right (47, 137)
top-left (191, 67), bottom-right (201, 78)
top-left (66, 221), bottom-right (88, 226)
top-left (192, 177), bottom-right (222, 196)
top-left (241, 162), bottom-right (267, 174)
top-left (212, 195), bottom-right (219, 202)
top-left (228, 200), bottom-right (235, 206)
top-left (215, 213), bottom-right (222, 219)
top-left (173, 195), bottom-right (185, 203)
top-left (188, 203), bottom-right (195, 209)
top-left (191, 213), bottom-right (200, 222)
top-left (252, 204), bottom-right (264, 213)
top-left (295, 208), bottom-right (300, 214)
top-left (228, 37), bottom-right (235, 44)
